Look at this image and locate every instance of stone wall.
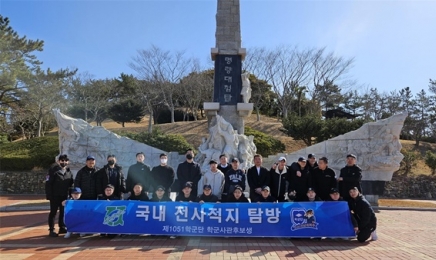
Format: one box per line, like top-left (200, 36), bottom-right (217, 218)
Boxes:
top-left (0, 171), bottom-right (46, 194)
top-left (383, 173), bottom-right (436, 199)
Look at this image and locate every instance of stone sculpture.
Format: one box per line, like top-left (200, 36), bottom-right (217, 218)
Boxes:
top-left (53, 109), bottom-right (166, 173)
top-left (240, 72), bottom-right (251, 103)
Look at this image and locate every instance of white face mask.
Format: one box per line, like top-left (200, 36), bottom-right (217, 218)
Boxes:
top-left (160, 159), bottom-right (167, 164)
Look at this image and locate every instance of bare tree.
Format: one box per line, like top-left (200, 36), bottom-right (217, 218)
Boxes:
top-left (130, 45), bottom-right (191, 123)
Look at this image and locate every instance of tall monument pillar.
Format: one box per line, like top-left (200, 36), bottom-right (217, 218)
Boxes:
top-left (205, 0), bottom-right (252, 135)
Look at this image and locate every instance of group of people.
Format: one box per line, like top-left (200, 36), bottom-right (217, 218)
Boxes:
top-left (45, 151), bottom-right (377, 243)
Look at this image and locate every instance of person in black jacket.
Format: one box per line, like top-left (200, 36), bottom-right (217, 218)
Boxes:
top-left (339, 154), bottom-right (362, 201)
top-left (74, 155), bottom-right (99, 200)
top-left (128, 183), bottom-right (150, 201)
top-left (196, 184), bottom-right (219, 203)
top-left (270, 157), bottom-right (289, 202)
top-left (223, 158), bottom-right (246, 201)
top-left (328, 188), bottom-right (343, 201)
top-left (226, 185), bottom-right (249, 203)
top-left (247, 154), bottom-right (271, 201)
top-left (348, 187), bottom-right (377, 242)
top-left (126, 152), bottom-right (152, 195)
top-left (311, 157), bottom-right (337, 201)
top-left (306, 153), bottom-right (319, 174)
top-left (151, 153), bottom-right (175, 193)
top-left (255, 186), bottom-right (276, 203)
top-left (296, 187), bottom-right (322, 202)
top-left (175, 182), bottom-right (197, 202)
top-left (98, 184), bottom-right (119, 238)
top-left (45, 154), bottom-right (74, 237)
top-left (288, 157), bottom-right (312, 202)
top-left (96, 155), bottom-right (126, 199)
top-left (176, 149), bottom-right (201, 197)
top-left (150, 185), bottom-right (172, 202)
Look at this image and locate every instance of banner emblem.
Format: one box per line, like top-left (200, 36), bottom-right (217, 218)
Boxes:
top-left (103, 206), bottom-right (126, 227)
top-left (291, 208), bottom-right (319, 231)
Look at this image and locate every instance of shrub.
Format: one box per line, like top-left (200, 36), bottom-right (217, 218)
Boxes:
top-left (0, 136), bottom-right (59, 171)
top-left (399, 148), bottom-right (419, 175)
top-left (425, 150), bottom-right (436, 175)
top-left (245, 126), bottom-right (285, 157)
top-left (121, 128), bottom-right (194, 154)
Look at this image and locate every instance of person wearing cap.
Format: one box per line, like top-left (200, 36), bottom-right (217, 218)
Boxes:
top-left (74, 155), bottom-right (99, 200)
top-left (223, 158), bottom-right (246, 201)
top-left (201, 160), bottom-right (225, 199)
top-left (270, 156), bottom-right (290, 202)
top-left (196, 184), bottom-right (219, 203)
top-left (247, 154), bottom-right (271, 201)
top-left (328, 188), bottom-right (343, 201)
top-left (297, 187), bottom-right (322, 202)
top-left (126, 152), bottom-right (152, 197)
top-left (217, 154), bottom-right (232, 175)
top-left (99, 184), bottom-right (120, 200)
top-left (226, 185), bottom-right (249, 203)
top-left (177, 149), bottom-right (201, 197)
top-left (128, 183), bottom-right (150, 201)
top-left (150, 185), bottom-right (172, 202)
top-left (306, 154), bottom-right (318, 174)
top-left (151, 153), bottom-right (175, 193)
top-left (348, 187), bottom-right (378, 242)
top-left (62, 187), bottom-right (82, 239)
top-left (45, 154), bottom-right (74, 237)
top-left (255, 186), bottom-right (276, 203)
top-left (96, 154), bottom-right (126, 199)
top-left (311, 157), bottom-right (337, 201)
top-left (288, 157), bottom-right (312, 202)
top-left (175, 182), bottom-right (196, 202)
top-left (338, 154), bottom-right (362, 201)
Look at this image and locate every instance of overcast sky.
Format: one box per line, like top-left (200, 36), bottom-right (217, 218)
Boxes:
top-left (2, 0), bottom-right (435, 95)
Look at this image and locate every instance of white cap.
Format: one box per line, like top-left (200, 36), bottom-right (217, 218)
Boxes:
top-left (278, 156), bottom-right (287, 161)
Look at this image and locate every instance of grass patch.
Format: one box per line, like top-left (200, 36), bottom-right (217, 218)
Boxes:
top-left (379, 199), bottom-right (436, 208)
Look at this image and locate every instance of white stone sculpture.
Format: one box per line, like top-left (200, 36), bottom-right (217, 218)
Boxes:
top-left (53, 109), bottom-right (166, 173)
top-left (195, 115), bottom-right (256, 172)
top-left (240, 72), bottom-right (251, 103)
top-left (263, 113), bottom-right (408, 182)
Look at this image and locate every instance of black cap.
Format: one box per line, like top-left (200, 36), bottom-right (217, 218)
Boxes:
top-left (203, 184), bottom-right (212, 190)
top-left (183, 182), bottom-right (193, 189)
top-left (105, 184), bottom-right (114, 189)
top-left (307, 187), bottom-right (315, 192)
top-left (86, 155), bottom-right (95, 160)
top-left (209, 160), bottom-right (218, 165)
top-left (261, 185), bottom-right (270, 191)
top-left (347, 154), bottom-right (357, 159)
top-left (156, 185), bottom-right (165, 191)
top-left (298, 157), bottom-right (306, 162)
top-left (308, 153), bottom-right (316, 159)
top-left (330, 188), bottom-right (340, 194)
top-left (231, 158), bottom-right (239, 163)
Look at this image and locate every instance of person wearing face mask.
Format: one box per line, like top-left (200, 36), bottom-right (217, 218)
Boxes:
top-left (176, 149), bottom-right (201, 197)
top-left (151, 153), bottom-right (175, 193)
top-left (74, 155), bottom-right (99, 200)
top-left (96, 154), bottom-right (126, 199)
top-left (45, 154), bottom-right (74, 237)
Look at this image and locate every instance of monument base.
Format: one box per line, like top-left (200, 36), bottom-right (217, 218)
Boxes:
top-left (362, 181), bottom-right (386, 206)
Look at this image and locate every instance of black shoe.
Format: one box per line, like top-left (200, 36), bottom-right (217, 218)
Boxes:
top-left (58, 228), bottom-right (67, 234)
top-left (49, 231), bottom-right (58, 237)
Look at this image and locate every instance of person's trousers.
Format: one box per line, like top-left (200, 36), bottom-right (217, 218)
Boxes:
top-left (48, 196), bottom-right (67, 231)
top-left (357, 225), bottom-right (376, 242)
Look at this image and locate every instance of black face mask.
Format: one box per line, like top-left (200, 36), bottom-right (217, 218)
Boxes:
top-left (59, 163), bottom-right (67, 168)
top-left (186, 154), bottom-right (193, 160)
top-left (108, 160), bottom-right (115, 166)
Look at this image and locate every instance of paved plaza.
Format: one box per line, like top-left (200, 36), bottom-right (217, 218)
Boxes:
top-left (0, 196), bottom-right (435, 260)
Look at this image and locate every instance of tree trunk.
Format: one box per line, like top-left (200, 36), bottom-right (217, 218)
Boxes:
top-left (170, 106), bottom-right (175, 123)
top-left (122, 122), bottom-right (125, 127)
top-left (148, 109), bottom-right (153, 134)
top-left (37, 119), bottom-right (42, 137)
top-left (256, 107), bottom-right (260, 121)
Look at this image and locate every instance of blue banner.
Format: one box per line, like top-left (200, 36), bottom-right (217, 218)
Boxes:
top-left (65, 201), bottom-right (355, 237)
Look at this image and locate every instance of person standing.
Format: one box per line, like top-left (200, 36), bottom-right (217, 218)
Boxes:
top-left (74, 155), bottom-right (99, 200)
top-left (223, 158), bottom-right (246, 201)
top-left (96, 154), bottom-right (126, 199)
top-left (348, 187), bottom-right (378, 242)
top-left (151, 153), bottom-right (175, 193)
top-left (202, 160), bottom-right (225, 199)
top-left (288, 157), bottom-right (312, 202)
top-left (247, 154), bottom-right (271, 202)
top-left (176, 149), bottom-right (201, 197)
top-left (217, 154), bottom-right (232, 175)
top-left (339, 154), bottom-right (362, 201)
top-left (306, 154), bottom-right (318, 174)
top-left (126, 152), bottom-right (151, 195)
top-left (270, 157), bottom-right (289, 202)
top-left (45, 154), bottom-right (73, 237)
top-left (311, 157), bottom-right (337, 201)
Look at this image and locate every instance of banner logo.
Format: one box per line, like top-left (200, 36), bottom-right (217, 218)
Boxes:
top-left (291, 208), bottom-right (319, 231)
top-left (103, 206), bottom-right (126, 227)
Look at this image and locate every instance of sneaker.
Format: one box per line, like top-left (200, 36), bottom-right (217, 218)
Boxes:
top-left (169, 236), bottom-right (177, 239)
top-left (58, 228), bottom-right (67, 234)
top-left (371, 230), bottom-right (378, 241)
top-left (64, 232), bottom-right (71, 239)
top-left (49, 231), bottom-right (58, 237)
top-left (79, 233), bottom-right (86, 237)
